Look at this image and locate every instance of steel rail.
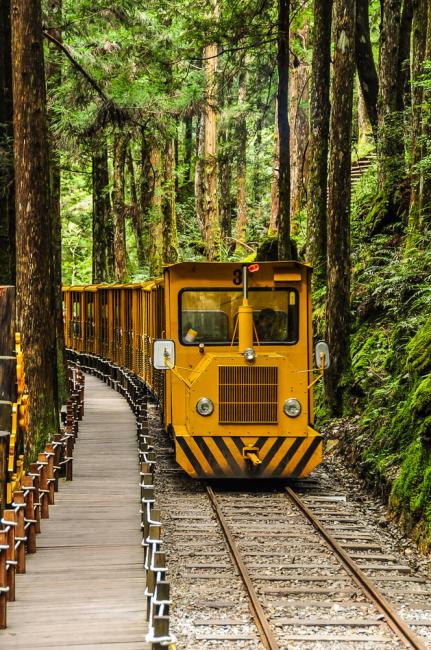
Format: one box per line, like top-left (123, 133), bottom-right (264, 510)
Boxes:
top-left (206, 486), bottom-right (280, 650)
top-left (285, 487), bottom-right (427, 650)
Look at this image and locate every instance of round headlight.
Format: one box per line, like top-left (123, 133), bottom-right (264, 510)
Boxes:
top-left (196, 397), bottom-right (214, 417)
top-left (283, 398), bottom-right (301, 417)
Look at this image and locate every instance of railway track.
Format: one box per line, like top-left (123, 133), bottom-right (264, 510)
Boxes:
top-left (150, 406), bottom-right (431, 649)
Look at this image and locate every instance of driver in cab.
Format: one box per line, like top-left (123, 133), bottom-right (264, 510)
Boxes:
top-left (255, 308), bottom-right (277, 342)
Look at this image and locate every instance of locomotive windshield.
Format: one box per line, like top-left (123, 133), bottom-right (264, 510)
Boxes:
top-left (180, 288), bottom-right (298, 345)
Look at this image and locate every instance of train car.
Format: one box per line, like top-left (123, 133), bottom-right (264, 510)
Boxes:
top-left (63, 261), bottom-right (329, 480)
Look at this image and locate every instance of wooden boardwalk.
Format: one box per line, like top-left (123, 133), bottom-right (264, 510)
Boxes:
top-left (0, 374), bottom-right (150, 649)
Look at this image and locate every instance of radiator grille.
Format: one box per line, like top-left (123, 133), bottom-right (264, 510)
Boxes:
top-left (218, 366), bottom-right (278, 424)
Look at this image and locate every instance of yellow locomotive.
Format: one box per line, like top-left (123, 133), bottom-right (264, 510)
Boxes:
top-left (63, 261), bottom-right (328, 479)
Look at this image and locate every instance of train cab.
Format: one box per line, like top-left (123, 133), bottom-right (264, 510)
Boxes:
top-left (156, 261), bottom-right (325, 479)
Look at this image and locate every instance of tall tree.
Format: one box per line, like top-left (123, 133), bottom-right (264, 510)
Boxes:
top-left (277, 0), bottom-right (291, 260)
top-left (306, 0), bottom-right (332, 282)
top-left (92, 141), bottom-right (109, 282)
top-left (0, 0), bottom-right (15, 285)
top-left (236, 64), bottom-right (248, 249)
top-left (162, 138), bottom-right (178, 264)
top-left (147, 147), bottom-right (163, 277)
top-left (289, 27), bottom-right (309, 234)
top-left (46, 0), bottom-right (67, 403)
top-left (12, 0), bottom-right (58, 454)
top-left (112, 134), bottom-right (127, 282)
top-left (127, 148), bottom-right (146, 268)
top-left (355, 0), bottom-right (378, 138)
top-left (326, 0), bottom-right (356, 415)
top-left (378, 0), bottom-right (404, 204)
top-left (202, 6), bottom-right (221, 261)
top-left (407, 0), bottom-right (429, 244)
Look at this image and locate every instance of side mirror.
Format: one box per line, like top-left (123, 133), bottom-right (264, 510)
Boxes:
top-left (315, 341), bottom-right (330, 369)
top-left (153, 339), bottom-right (176, 370)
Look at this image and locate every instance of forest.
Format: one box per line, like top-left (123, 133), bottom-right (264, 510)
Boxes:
top-left (0, 0), bottom-right (430, 549)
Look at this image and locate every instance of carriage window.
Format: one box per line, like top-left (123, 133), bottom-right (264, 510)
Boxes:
top-left (180, 289), bottom-right (298, 345)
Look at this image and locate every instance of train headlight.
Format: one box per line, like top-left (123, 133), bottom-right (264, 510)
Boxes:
top-left (283, 398), bottom-right (301, 417)
top-left (196, 397), bottom-right (214, 417)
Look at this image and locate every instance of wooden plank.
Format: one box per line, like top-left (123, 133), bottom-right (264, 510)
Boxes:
top-left (0, 375), bottom-right (150, 649)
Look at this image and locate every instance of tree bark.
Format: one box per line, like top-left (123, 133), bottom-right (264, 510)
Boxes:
top-left (289, 28), bottom-right (309, 234)
top-left (235, 65), bottom-right (247, 249)
top-left (112, 134), bottom-right (127, 282)
top-left (357, 79), bottom-right (372, 144)
top-left (396, 0), bottom-right (413, 112)
top-left (0, 0), bottom-right (15, 285)
top-left (378, 0), bottom-right (404, 199)
top-left (277, 0), bottom-right (291, 260)
top-left (127, 148), bottom-right (146, 268)
top-left (270, 102), bottom-right (279, 235)
top-left (355, 0), bottom-right (378, 138)
top-left (326, 0), bottom-right (356, 415)
top-left (219, 107), bottom-right (233, 245)
top-left (407, 0), bottom-right (428, 244)
top-left (194, 110), bottom-right (205, 237)
top-left (162, 138), bottom-right (178, 264)
top-left (46, 0), bottom-right (67, 404)
top-left (92, 142), bottom-right (109, 282)
top-left (203, 37), bottom-right (220, 260)
top-left (12, 0), bottom-right (59, 456)
top-left (148, 147), bottom-right (163, 277)
top-left (183, 115), bottom-right (193, 191)
top-left (306, 0), bottom-right (332, 283)
top-left (420, 2), bottom-right (431, 226)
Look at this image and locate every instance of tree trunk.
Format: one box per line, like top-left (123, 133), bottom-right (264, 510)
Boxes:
top-left (194, 110), bottom-right (205, 237)
top-left (378, 0), bottom-right (404, 201)
top-left (420, 2), bottom-right (431, 226)
top-left (46, 0), bottom-right (67, 404)
top-left (112, 134), bottom-right (127, 282)
top-left (407, 0), bottom-right (428, 244)
top-left (396, 0), bottom-right (413, 112)
top-left (219, 108), bottom-right (233, 245)
top-left (306, 0), bottom-right (332, 283)
top-left (203, 38), bottom-right (220, 261)
top-left (148, 148), bottom-right (163, 277)
top-left (326, 0), bottom-right (356, 416)
top-left (235, 65), bottom-right (247, 249)
top-left (126, 148), bottom-right (146, 268)
top-left (12, 0), bottom-right (59, 456)
top-left (357, 79), bottom-right (372, 145)
top-left (0, 0), bottom-right (15, 285)
top-left (162, 138), bottom-right (178, 264)
top-left (270, 102), bottom-right (279, 235)
top-left (277, 0), bottom-right (291, 260)
top-left (183, 115), bottom-right (193, 192)
top-left (355, 0), bottom-right (378, 138)
top-left (92, 142), bottom-right (109, 283)
top-left (289, 29), bottom-right (309, 235)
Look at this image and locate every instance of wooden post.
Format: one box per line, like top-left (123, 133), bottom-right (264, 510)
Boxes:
top-left (13, 491), bottom-right (26, 573)
top-left (44, 444), bottom-right (55, 504)
top-left (28, 463), bottom-right (41, 533)
top-left (3, 510), bottom-right (16, 601)
top-left (37, 453), bottom-right (49, 519)
top-left (0, 287), bottom-right (16, 517)
top-left (0, 530), bottom-right (8, 628)
top-left (22, 476), bottom-right (36, 553)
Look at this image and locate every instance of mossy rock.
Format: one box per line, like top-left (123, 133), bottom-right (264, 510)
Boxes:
top-left (256, 236), bottom-right (298, 261)
top-left (406, 317), bottom-right (431, 376)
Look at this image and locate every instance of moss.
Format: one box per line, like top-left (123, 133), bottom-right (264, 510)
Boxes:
top-left (390, 439), bottom-right (431, 550)
top-left (406, 317), bottom-right (431, 376)
top-left (256, 236), bottom-right (298, 261)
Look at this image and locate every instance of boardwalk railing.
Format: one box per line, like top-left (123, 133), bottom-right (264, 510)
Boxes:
top-left (0, 366), bottom-right (84, 629)
top-left (71, 351), bottom-right (176, 650)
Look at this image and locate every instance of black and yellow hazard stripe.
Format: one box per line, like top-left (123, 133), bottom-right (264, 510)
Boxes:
top-left (175, 435), bottom-right (323, 479)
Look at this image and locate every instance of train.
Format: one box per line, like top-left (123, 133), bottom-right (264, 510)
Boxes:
top-left (63, 261), bottom-right (329, 479)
